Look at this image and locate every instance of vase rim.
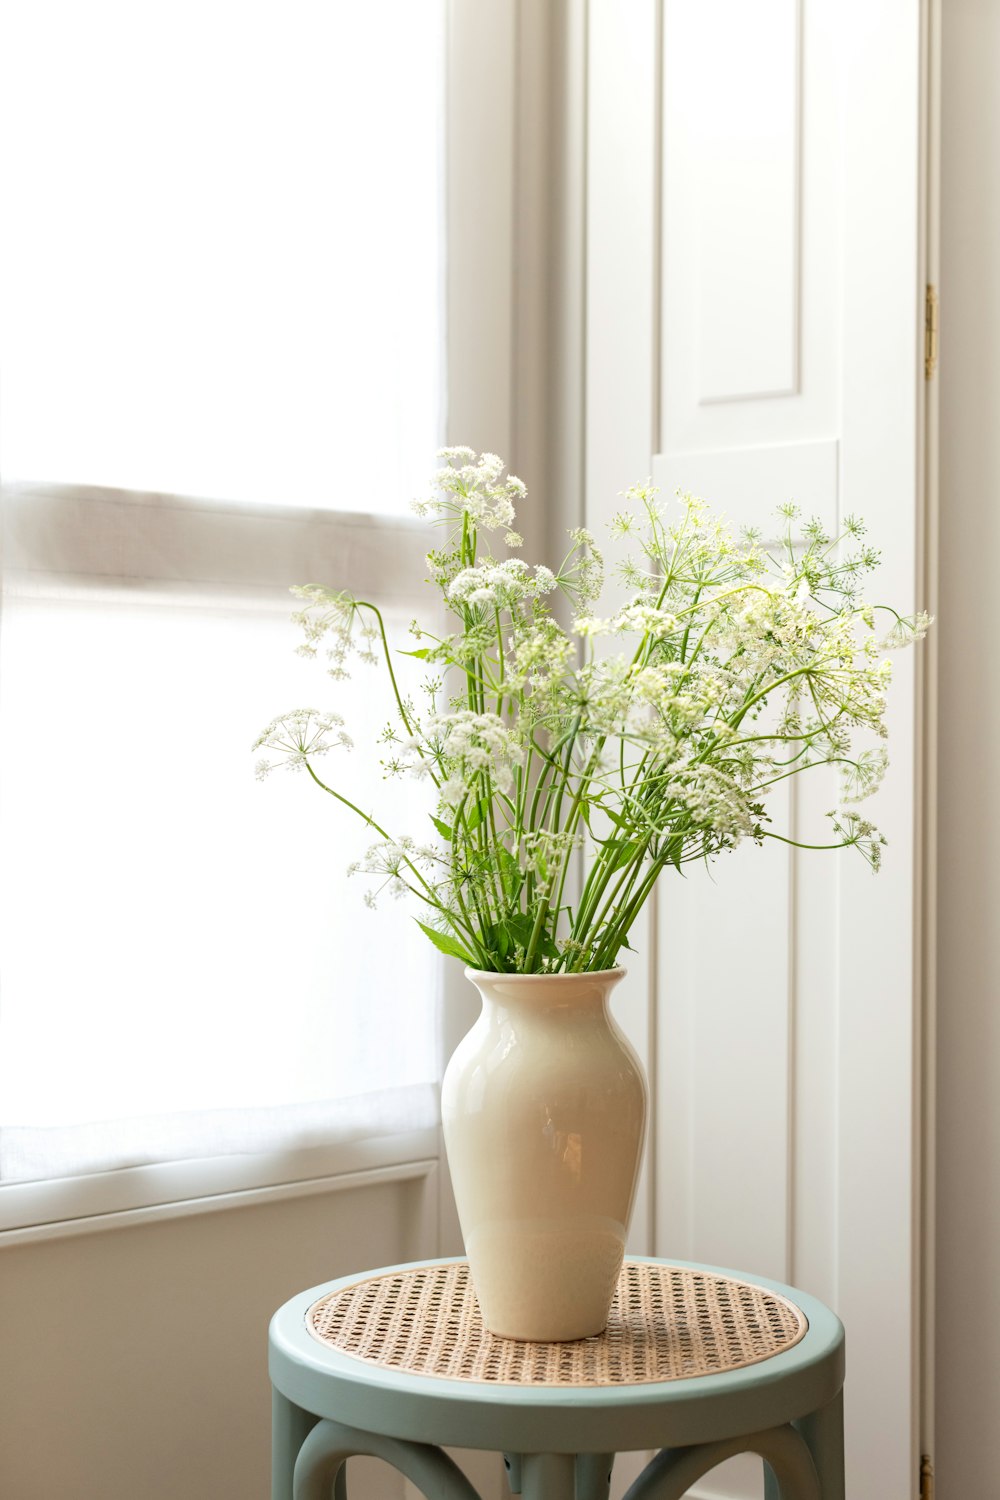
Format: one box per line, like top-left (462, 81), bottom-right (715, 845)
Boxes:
top-left (464, 965), bottom-right (626, 984)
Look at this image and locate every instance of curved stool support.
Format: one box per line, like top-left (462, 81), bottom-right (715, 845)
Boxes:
top-left (292, 1417), bottom-right (483, 1500)
top-left (623, 1424), bottom-right (820, 1500)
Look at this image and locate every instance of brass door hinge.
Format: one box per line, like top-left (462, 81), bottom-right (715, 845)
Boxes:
top-left (925, 285), bottom-right (938, 380)
top-left (920, 1453), bottom-right (934, 1500)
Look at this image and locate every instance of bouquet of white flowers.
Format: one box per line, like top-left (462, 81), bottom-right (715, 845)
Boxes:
top-left (256, 447), bottom-right (929, 973)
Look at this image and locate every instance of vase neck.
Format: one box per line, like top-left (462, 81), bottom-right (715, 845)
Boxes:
top-left (466, 969), bottom-right (624, 1015)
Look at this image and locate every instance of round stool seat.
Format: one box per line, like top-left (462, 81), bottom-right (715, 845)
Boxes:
top-left (306, 1260), bottom-right (808, 1388)
top-left (269, 1256), bottom-right (844, 1456)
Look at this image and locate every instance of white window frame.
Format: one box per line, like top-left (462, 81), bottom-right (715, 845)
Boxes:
top-left (0, 0), bottom-right (523, 1241)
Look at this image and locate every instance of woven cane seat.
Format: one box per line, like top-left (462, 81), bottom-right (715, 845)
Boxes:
top-left (306, 1259), bottom-right (808, 1386)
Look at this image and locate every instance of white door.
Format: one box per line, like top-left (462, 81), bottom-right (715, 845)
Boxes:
top-left (586, 3), bottom-right (931, 1497)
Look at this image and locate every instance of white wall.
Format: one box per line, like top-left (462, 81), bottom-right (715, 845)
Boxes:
top-left (936, 1), bottom-right (1000, 1491)
top-left (0, 1183), bottom-right (422, 1500)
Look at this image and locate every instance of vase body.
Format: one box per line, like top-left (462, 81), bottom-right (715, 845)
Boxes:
top-left (441, 967), bottom-right (648, 1341)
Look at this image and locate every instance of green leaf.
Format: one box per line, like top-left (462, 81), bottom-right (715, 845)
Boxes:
top-left (482, 921), bottom-right (511, 960)
top-left (501, 913), bottom-right (536, 950)
top-left (583, 801), bottom-right (627, 836)
top-left (667, 838), bottom-right (683, 873)
top-left (430, 815), bottom-right (453, 841)
top-left (496, 848), bottom-right (523, 901)
top-left (465, 799), bottom-right (489, 833)
top-left (453, 799), bottom-right (488, 837)
top-left (414, 920), bottom-right (475, 964)
top-left (398, 647), bottom-right (431, 659)
top-left (604, 839), bottom-right (640, 871)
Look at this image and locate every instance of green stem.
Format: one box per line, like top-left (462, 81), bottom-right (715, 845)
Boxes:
top-left (593, 856), bottom-right (664, 969)
top-left (523, 884), bottom-right (553, 973)
top-left (358, 603), bottom-right (419, 742)
top-left (306, 764), bottom-right (438, 903)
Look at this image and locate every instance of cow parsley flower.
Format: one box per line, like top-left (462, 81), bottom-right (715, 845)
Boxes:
top-left (448, 559), bottom-right (558, 610)
top-left (412, 449), bottom-right (528, 533)
top-left (253, 708), bottom-right (352, 776)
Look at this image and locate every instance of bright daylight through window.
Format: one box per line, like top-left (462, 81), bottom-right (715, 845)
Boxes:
top-left (0, 1), bottom-right (444, 1196)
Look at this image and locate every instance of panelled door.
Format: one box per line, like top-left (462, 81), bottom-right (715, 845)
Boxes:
top-left (586, 3), bottom-right (931, 1496)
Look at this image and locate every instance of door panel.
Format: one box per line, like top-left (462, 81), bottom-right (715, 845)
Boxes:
top-left (666, 0), bottom-right (801, 406)
top-left (661, 0), bottom-right (842, 456)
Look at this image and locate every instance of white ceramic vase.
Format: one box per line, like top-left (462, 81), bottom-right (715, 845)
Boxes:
top-left (441, 966), bottom-right (648, 1342)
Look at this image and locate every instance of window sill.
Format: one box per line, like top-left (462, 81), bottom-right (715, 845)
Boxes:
top-left (0, 1126), bottom-right (440, 1245)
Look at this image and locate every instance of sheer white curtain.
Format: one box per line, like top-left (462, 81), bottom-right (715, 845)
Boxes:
top-left (0, 1), bottom-right (445, 1186)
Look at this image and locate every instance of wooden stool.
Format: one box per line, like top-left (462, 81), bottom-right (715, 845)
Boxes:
top-left (269, 1256), bottom-right (845, 1500)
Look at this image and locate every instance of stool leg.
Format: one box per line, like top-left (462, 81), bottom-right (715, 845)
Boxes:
top-left (763, 1460), bottom-right (781, 1500)
top-left (272, 1389), bottom-right (319, 1500)
top-left (521, 1453), bottom-right (576, 1500)
top-left (504, 1453), bottom-right (523, 1494)
top-left (796, 1391), bottom-right (845, 1500)
top-left (576, 1452), bottom-right (614, 1500)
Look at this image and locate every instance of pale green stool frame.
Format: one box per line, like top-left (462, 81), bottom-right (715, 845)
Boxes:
top-left (269, 1256), bottom-right (845, 1500)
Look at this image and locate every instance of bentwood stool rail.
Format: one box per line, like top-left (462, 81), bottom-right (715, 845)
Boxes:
top-left (268, 1256), bottom-right (845, 1500)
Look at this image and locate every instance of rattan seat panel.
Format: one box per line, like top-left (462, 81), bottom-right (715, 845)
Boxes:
top-left (306, 1260), bottom-right (808, 1386)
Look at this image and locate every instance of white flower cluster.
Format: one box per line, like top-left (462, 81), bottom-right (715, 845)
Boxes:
top-left (448, 558), bottom-right (557, 610)
top-left (564, 528), bottom-right (605, 605)
top-left (839, 746), bottom-right (889, 804)
top-left (253, 708), bottom-right (352, 779)
top-left (614, 603), bottom-right (679, 636)
top-left (290, 585), bottom-right (380, 680)
top-left (572, 615), bottom-right (614, 638)
top-left (508, 619), bottom-right (573, 694)
top-left (879, 611), bottom-right (933, 649)
top-left (412, 448), bottom-right (527, 533)
top-left (517, 828), bottom-right (583, 882)
top-left (828, 810), bottom-right (888, 871)
top-left (347, 836), bottom-right (440, 907)
top-left (425, 710), bottom-right (525, 805)
top-left (567, 656), bottom-right (713, 750)
top-left (661, 765), bottom-right (756, 845)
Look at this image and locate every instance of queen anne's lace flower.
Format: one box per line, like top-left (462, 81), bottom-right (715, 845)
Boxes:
top-left (412, 449), bottom-right (527, 533)
top-left (290, 586), bottom-right (381, 679)
top-left (615, 604), bottom-right (679, 636)
top-left (422, 711), bottom-right (525, 805)
top-left (448, 559), bottom-right (558, 609)
top-left (253, 708), bottom-right (353, 778)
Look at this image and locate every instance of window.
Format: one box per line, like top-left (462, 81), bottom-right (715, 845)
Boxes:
top-left (0, 0), bottom-right (450, 1218)
top-left (0, 0), bottom-right (444, 509)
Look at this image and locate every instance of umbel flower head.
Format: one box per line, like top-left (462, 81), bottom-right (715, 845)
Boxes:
top-left (256, 448), bottom-right (930, 973)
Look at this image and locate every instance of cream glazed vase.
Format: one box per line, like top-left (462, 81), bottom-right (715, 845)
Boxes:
top-left (441, 966), bottom-right (648, 1342)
